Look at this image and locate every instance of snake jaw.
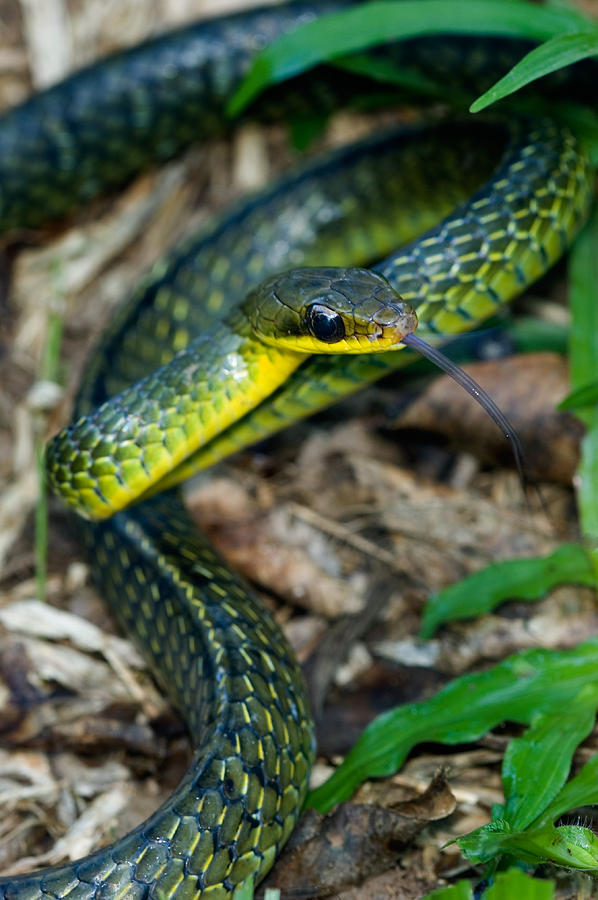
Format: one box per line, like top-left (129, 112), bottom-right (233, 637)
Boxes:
top-left (378, 306), bottom-right (419, 348)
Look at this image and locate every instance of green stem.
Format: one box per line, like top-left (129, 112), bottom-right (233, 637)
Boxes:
top-left (568, 205), bottom-right (598, 542)
top-left (35, 300), bottom-right (65, 602)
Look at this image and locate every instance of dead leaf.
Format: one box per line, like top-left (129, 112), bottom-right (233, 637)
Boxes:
top-left (263, 773), bottom-right (455, 898)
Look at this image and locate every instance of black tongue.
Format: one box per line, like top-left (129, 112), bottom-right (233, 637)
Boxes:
top-left (401, 331), bottom-right (528, 492)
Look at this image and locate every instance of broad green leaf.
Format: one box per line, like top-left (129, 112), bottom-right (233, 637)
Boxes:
top-left (459, 821), bottom-right (598, 870)
top-left (419, 543), bottom-right (596, 638)
top-left (514, 825), bottom-right (598, 870)
top-left (457, 818), bottom-right (514, 864)
top-left (423, 881), bottom-right (474, 899)
top-left (484, 868), bottom-right (554, 899)
top-left (307, 637), bottom-right (598, 812)
top-left (229, 0), bottom-right (590, 114)
top-left (502, 688), bottom-right (598, 831)
top-left (552, 825), bottom-right (598, 868)
top-left (471, 30), bottom-right (598, 112)
top-left (558, 379), bottom-right (598, 411)
top-left (535, 753), bottom-right (598, 825)
top-left (569, 208), bottom-right (598, 540)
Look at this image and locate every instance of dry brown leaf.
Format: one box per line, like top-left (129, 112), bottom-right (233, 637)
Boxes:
top-left (263, 773), bottom-right (455, 898)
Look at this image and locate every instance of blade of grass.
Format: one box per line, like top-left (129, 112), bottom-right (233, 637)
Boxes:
top-left (34, 443), bottom-right (49, 603)
top-left (508, 315), bottom-right (569, 355)
top-left (35, 301), bottom-right (65, 602)
top-left (558, 380), bottom-right (598, 411)
top-left (229, 0), bottom-right (590, 115)
top-left (471, 29), bottom-right (598, 112)
top-left (569, 206), bottom-right (598, 542)
top-left (420, 544), bottom-right (595, 638)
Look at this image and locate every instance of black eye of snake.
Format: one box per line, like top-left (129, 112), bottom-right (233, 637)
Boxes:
top-left (305, 304), bottom-right (346, 343)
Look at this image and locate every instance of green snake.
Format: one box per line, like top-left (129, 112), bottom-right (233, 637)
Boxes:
top-left (1, 1), bottom-right (594, 896)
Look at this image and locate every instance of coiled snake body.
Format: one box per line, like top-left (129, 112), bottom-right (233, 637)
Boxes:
top-left (1, 2), bottom-right (594, 897)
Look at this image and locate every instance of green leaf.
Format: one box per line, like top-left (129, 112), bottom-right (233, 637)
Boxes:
top-left (553, 825), bottom-right (598, 868)
top-left (569, 207), bottom-right (598, 540)
top-left (508, 315), bottom-right (569, 355)
top-left (419, 544), bottom-right (596, 638)
top-left (36, 271), bottom-right (66, 604)
top-left (332, 52), bottom-right (461, 102)
top-left (423, 881), bottom-right (474, 899)
top-left (307, 637), bottom-right (598, 812)
top-left (569, 208), bottom-right (598, 414)
top-left (558, 379), bottom-right (598, 411)
top-left (459, 820), bottom-right (598, 870)
top-left (535, 753), bottom-right (598, 825)
top-left (512, 824), bottom-right (598, 870)
top-left (229, 0), bottom-right (590, 115)
top-left (502, 687), bottom-right (598, 831)
top-left (484, 868), bottom-right (554, 899)
top-left (422, 873), bottom-right (557, 900)
top-left (287, 111), bottom-right (329, 151)
top-left (471, 30), bottom-right (598, 112)
top-left (457, 818), bottom-right (517, 864)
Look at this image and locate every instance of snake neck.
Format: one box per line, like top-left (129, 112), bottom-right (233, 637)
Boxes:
top-left (46, 314), bottom-right (306, 520)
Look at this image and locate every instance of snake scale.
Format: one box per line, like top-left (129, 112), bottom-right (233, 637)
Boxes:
top-left (1, 1), bottom-right (595, 897)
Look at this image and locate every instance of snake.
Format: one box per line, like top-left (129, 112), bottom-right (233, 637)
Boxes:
top-left (1, 1), bottom-right (594, 897)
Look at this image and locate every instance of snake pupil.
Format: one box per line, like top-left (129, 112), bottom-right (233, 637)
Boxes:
top-left (306, 304), bottom-right (346, 343)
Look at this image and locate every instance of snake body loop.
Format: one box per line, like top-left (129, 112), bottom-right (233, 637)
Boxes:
top-left (1, 2), bottom-right (594, 897)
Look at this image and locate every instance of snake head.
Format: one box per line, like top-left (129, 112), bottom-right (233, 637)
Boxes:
top-left (243, 266), bottom-right (418, 354)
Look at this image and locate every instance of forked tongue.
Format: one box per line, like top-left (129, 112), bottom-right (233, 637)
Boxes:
top-left (401, 332), bottom-right (528, 490)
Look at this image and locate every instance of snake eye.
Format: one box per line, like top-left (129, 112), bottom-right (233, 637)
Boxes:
top-left (305, 304), bottom-right (346, 343)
